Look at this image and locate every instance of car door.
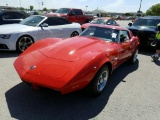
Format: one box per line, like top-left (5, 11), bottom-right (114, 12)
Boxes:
top-left (68, 9), bottom-right (84, 24)
top-left (39, 17), bottom-right (70, 39)
top-left (38, 17), bottom-right (61, 39)
top-left (118, 30), bottom-right (131, 63)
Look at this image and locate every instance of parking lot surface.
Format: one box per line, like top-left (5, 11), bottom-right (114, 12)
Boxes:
top-left (0, 20), bottom-right (160, 120)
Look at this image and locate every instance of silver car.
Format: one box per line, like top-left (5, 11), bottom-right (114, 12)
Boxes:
top-left (0, 15), bottom-right (81, 52)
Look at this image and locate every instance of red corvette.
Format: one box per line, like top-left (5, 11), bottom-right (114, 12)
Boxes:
top-left (81, 17), bottom-right (119, 31)
top-left (14, 25), bottom-right (140, 96)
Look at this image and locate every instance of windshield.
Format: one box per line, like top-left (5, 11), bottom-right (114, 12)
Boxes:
top-left (20, 15), bottom-right (45, 26)
top-left (90, 19), bottom-right (106, 24)
top-left (133, 18), bottom-right (160, 27)
top-left (55, 8), bottom-right (71, 14)
top-left (80, 26), bottom-right (120, 42)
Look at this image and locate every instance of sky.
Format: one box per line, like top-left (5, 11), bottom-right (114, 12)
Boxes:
top-left (0, 0), bottom-right (160, 13)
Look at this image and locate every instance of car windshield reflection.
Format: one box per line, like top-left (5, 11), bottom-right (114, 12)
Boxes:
top-left (90, 19), bottom-right (106, 24)
top-left (55, 8), bottom-right (70, 14)
top-left (80, 26), bottom-right (120, 42)
top-left (19, 15), bottom-right (45, 26)
top-left (133, 18), bottom-right (160, 27)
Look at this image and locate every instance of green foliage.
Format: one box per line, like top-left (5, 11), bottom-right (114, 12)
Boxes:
top-left (19, 7), bottom-right (24, 10)
top-left (43, 7), bottom-right (47, 11)
top-left (124, 13), bottom-right (133, 16)
top-left (30, 5), bottom-right (34, 11)
top-left (146, 3), bottom-right (160, 16)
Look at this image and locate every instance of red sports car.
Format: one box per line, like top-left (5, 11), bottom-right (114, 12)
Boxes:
top-left (81, 17), bottom-right (119, 31)
top-left (14, 25), bottom-right (140, 96)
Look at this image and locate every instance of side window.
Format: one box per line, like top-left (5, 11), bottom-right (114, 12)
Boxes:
top-left (120, 30), bottom-right (130, 41)
top-left (56, 18), bottom-right (70, 25)
top-left (112, 20), bottom-right (116, 25)
top-left (71, 10), bottom-right (76, 15)
top-left (13, 12), bottom-right (26, 19)
top-left (75, 9), bottom-right (83, 15)
top-left (43, 17), bottom-right (69, 26)
top-left (107, 19), bottom-right (113, 25)
top-left (1, 13), bottom-right (13, 19)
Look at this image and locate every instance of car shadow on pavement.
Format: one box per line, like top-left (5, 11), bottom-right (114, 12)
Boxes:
top-left (0, 51), bottom-right (20, 58)
top-left (5, 60), bottom-right (139, 120)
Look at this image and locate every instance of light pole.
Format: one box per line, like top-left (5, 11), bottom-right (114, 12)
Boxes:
top-left (38, 2), bottom-right (40, 10)
top-left (19, 0), bottom-right (21, 8)
top-left (138, 0), bottom-right (142, 12)
top-left (86, 6), bottom-right (88, 13)
top-left (42, 2), bottom-right (44, 10)
top-left (6, 0), bottom-right (8, 6)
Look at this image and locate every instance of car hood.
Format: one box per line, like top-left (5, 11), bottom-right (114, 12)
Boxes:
top-left (39, 36), bottom-right (113, 62)
top-left (128, 25), bottom-right (156, 32)
top-left (0, 24), bottom-right (36, 34)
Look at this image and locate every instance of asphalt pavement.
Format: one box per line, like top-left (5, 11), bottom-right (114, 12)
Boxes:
top-left (0, 20), bottom-right (160, 120)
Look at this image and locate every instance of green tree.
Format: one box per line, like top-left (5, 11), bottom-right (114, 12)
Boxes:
top-left (124, 13), bottom-right (133, 16)
top-left (146, 3), bottom-right (160, 16)
top-left (30, 5), bottom-right (34, 11)
top-left (43, 7), bottom-right (47, 11)
top-left (19, 7), bottom-right (25, 10)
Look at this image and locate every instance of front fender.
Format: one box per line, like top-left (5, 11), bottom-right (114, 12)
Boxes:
top-left (20, 38), bottom-right (63, 56)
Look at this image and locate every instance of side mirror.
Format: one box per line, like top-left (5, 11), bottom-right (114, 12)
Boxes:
top-left (120, 35), bottom-right (126, 43)
top-left (40, 23), bottom-right (48, 27)
top-left (128, 23), bottom-right (132, 26)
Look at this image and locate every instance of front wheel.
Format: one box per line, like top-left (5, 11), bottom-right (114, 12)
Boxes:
top-left (85, 66), bottom-right (109, 96)
top-left (16, 36), bottom-right (34, 52)
top-left (70, 31), bottom-right (79, 37)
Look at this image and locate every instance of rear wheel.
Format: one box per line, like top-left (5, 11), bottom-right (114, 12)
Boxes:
top-left (85, 66), bottom-right (109, 96)
top-left (70, 31), bottom-right (79, 37)
top-left (16, 36), bottom-right (34, 52)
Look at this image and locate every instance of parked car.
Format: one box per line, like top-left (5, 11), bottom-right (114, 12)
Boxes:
top-left (127, 16), bottom-right (160, 47)
top-left (48, 8), bottom-right (94, 24)
top-left (81, 17), bottom-right (119, 31)
top-left (14, 24), bottom-right (140, 96)
top-left (0, 10), bottom-right (29, 25)
top-left (0, 15), bottom-right (81, 52)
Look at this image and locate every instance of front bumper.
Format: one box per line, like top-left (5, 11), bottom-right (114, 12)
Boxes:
top-left (129, 29), bottom-right (156, 47)
top-left (0, 34), bottom-right (18, 50)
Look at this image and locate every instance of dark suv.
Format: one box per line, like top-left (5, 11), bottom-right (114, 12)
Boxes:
top-left (0, 10), bottom-right (29, 25)
top-left (127, 16), bottom-right (160, 47)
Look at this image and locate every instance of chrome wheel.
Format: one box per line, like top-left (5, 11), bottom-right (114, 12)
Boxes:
top-left (85, 66), bottom-right (109, 96)
top-left (17, 36), bottom-right (33, 52)
top-left (97, 70), bottom-right (109, 92)
top-left (133, 48), bottom-right (138, 62)
top-left (70, 31), bottom-right (79, 37)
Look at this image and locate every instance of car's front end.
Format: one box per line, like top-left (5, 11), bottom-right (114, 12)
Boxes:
top-left (0, 33), bottom-right (19, 50)
top-left (128, 26), bottom-right (156, 47)
top-left (127, 16), bottom-right (160, 47)
top-left (0, 23), bottom-right (37, 51)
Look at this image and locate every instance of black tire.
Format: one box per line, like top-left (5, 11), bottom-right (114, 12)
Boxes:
top-left (129, 47), bottom-right (138, 64)
top-left (85, 66), bottom-right (109, 96)
top-left (70, 31), bottom-right (79, 37)
top-left (16, 36), bottom-right (34, 52)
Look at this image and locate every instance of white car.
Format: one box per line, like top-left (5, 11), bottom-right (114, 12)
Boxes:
top-left (0, 15), bottom-right (82, 52)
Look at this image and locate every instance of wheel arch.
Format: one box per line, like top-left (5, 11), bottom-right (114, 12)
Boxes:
top-left (100, 62), bottom-right (112, 76)
top-left (17, 34), bottom-right (35, 43)
top-left (16, 34), bottom-right (34, 52)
